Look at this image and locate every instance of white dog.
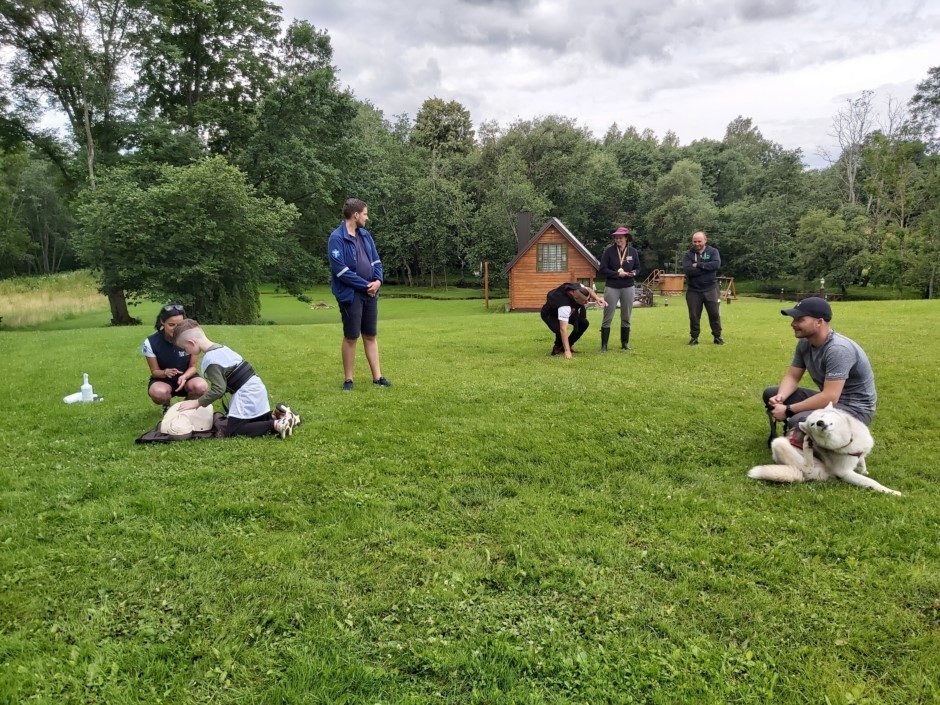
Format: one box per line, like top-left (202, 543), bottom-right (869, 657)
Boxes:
top-left (748, 404), bottom-right (901, 496)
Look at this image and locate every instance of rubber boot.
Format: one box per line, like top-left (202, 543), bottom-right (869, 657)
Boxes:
top-left (600, 327), bottom-right (610, 352)
top-left (621, 326), bottom-right (630, 350)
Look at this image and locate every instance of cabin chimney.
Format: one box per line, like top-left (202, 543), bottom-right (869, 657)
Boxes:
top-left (515, 212), bottom-right (533, 252)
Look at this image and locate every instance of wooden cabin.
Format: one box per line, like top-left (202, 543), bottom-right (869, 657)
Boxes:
top-left (504, 217), bottom-right (600, 311)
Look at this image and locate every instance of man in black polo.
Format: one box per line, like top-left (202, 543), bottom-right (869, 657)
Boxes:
top-left (540, 283), bottom-right (607, 359)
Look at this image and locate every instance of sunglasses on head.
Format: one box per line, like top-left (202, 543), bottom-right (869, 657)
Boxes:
top-left (162, 304), bottom-right (185, 316)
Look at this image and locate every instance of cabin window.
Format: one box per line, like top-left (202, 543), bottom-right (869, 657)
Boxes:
top-left (536, 243), bottom-right (567, 272)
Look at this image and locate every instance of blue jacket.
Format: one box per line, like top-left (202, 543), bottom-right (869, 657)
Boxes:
top-left (328, 222), bottom-right (384, 303)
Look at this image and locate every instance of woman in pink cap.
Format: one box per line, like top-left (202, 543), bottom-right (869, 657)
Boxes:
top-left (597, 227), bottom-right (640, 351)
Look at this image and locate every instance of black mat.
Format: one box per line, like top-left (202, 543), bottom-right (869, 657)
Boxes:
top-left (135, 413), bottom-right (228, 443)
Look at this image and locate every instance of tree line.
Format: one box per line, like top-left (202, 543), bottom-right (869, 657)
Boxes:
top-left (1, 1), bottom-right (937, 323)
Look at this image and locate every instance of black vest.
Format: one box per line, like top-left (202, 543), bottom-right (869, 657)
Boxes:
top-left (542, 283), bottom-right (585, 316)
top-left (147, 331), bottom-right (191, 372)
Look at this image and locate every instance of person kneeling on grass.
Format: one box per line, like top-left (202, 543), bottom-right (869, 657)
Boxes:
top-left (173, 319), bottom-right (300, 439)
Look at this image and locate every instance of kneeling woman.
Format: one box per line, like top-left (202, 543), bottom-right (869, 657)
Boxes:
top-left (142, 303), bottom-right (208, 408)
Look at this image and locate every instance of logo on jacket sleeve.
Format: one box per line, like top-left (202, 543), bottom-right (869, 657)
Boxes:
top-left (331, 248), bottom-right (341, 259)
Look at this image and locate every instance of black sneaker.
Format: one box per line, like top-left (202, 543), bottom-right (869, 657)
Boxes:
top-left (714, 337), bottom-right (725, 345)
top-left (342, 379), bottom-right (353, 392)
top-left (550, 345), bottom-right (564, 356)
top-left (373, 377), bottom-right (392, 387)
top-left (688, 338), bottom-right (699, 346)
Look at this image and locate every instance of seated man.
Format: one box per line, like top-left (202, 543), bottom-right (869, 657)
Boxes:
top-left (540, 283), bottom-right (606, 359)
top-left (763, 297), bottom-right (876, 445)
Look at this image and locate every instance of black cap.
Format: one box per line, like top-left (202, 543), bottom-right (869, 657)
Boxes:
top-left (781, 297), bottom-right (832, 321)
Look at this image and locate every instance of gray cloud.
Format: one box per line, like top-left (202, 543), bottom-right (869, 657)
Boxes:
top-left (737, 0), bottom-right (808, 21)
top-left (280, 0), bottom-right (939, 159)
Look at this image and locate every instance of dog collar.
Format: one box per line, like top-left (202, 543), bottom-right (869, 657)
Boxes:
top-left (832, 436), bottom-right (855, 452)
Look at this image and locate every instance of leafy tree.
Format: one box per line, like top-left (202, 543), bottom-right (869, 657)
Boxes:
top-left (410, 161), bottom-right (472, 286)
top-left (348, 112), bottom-right (426, 285)
top-left (497, 116), bottom-right (596, 231)
top-left (908, 66), bottom-right (940, 152)
top-left (411, 98), bottom-right (474, 158)
top-left (869, 155), bottom-right (940, 297)
top-left (239, 21), bottom-right (356, 290)
top-left (576, 148), bottom-right (637, 253)
top-left (0, 148), bottom-right (33, 276)
top-left (74, 157), bottom-right (298, 323)
top-left (124, 116), bottom-right (206, 168)
top-left (1, 0), bottom-right (140, 320)
top-left (717, 197), bottom-right (795, 280)
top-left (471, 148), bottom-right (551, 272)
top-left (863, 132), bottom-right (926, 230)
top-left (134, 0), bottom-right (281, 155)
top-left (644, 159), bottom-right (717, 270)
top-left (15, 157), bottom-right (76, 274)
top-left (0, 0), bottom-right (140, 186)
top-left (826, 91), bottom-right (875, 205)
top-left (794, 209), bottom-right (867, 295)
top-left (911, 198), bottom-right (939, 298)
top-left (606, 126), bottom-right (668, 185)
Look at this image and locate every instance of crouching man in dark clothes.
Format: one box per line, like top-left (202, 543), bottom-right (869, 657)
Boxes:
top-left (540, 283), bottom-right (607, 359)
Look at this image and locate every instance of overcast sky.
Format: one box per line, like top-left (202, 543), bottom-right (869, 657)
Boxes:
top-left (282, 0), bottom-right (940, 168)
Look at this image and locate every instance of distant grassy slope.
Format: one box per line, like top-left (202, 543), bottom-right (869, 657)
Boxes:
top-left (0, 273), bottom-right (505, 330)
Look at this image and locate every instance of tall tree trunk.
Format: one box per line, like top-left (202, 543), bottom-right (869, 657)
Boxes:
top-left (82, 101), bottom-right (96, 189)
top-left (82, 100), bottom-right (133, 323)
top-left (106, 287), bottom-right (136, 325)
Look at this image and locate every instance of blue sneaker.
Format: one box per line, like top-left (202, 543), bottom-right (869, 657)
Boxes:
top-left (373, 377), bottom-right (392, 387)
top-left (342, 379), bottom-right (353, 392)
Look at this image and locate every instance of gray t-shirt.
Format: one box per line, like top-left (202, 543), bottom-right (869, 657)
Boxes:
top-left (791, 331), bottom-right (876, 420)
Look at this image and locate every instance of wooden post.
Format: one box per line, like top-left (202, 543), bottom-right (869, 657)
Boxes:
top-left (484, 261), bottom-right (490, 310)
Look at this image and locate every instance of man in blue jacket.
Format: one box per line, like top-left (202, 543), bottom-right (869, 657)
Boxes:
top-left (682, 231), bottom-right (724, 345)
top-left (328, 198), bottom-right (392, 391)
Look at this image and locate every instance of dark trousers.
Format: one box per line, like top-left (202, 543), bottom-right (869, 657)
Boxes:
top-left (225, 412), bottom-right (275, 438)
top-left (762, 386), bottom-right (818, 432)
top-left (762, 386), bottom-right (873, 431)
top-left (541, 308), bottom-right (589, 349)
top-left (686, 286), bottom-right (721, 339)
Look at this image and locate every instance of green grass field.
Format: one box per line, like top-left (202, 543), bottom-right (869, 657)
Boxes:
top-left (0, 293), bottom-right (937, 704)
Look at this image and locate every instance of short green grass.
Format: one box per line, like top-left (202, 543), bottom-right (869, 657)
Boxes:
top-left (0, 295), bottom-right (937, 704)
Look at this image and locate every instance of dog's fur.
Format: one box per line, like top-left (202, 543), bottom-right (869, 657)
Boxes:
top-left (748, 403), bottom-right (901, 496)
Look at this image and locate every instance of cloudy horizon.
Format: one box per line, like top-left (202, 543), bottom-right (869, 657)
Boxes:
top-left (284, 0), bottom-right (940, 168)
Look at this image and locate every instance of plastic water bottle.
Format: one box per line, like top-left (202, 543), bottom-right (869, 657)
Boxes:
top-left (80, 373), bottom-right (93, 402)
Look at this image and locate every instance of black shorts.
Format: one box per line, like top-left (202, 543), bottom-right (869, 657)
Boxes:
top-left (148, 374), bottom-right (199, 397)
top-left (339, 292), bottom-right (378, 339)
